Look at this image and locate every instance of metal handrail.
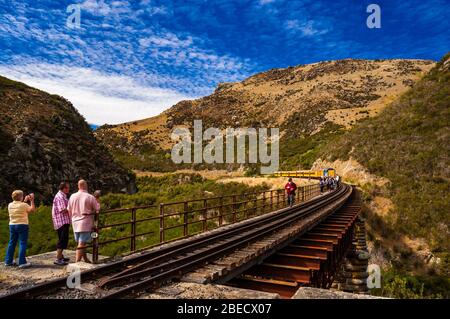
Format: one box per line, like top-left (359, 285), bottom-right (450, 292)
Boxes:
top-left (91, 183), bottom-right (321, 262)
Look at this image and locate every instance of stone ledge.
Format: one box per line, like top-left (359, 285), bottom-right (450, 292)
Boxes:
top-left (139, 282), bottom-right (280, 299)
top-left (293, 287), bottom-right (386, 299)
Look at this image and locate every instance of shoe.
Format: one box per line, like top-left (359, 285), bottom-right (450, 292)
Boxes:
top-left (62, 256), bottom-right (70, 262)
top-left (18, 262), bottom-right (32, 269)
top-left (4, 262), bottom-right (17, 267)
top-left (54, 259), bottom-right (68, 266)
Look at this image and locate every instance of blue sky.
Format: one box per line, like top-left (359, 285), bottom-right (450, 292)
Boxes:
top-left (0, 0), bottom-right (449, 125)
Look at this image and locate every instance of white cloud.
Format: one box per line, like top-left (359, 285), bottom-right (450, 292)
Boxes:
top-left (0, 63), bottom-right (193, 125)
top-left (138, 31), bottom-right (248, 74)
top-left (285, 19), bottom-right (329, 37)
top-left (259, 0), bottom-right (276, 4)
top-left (139, 33), bottom-right (194, 49)
top-left (0, 1), bottom-right (256, 112)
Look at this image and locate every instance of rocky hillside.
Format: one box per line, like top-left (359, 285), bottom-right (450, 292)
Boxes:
top-left (0, 76), bottom-right (136, 205)
top-left (314, 53), bottom-right (450, 275)
top-left (95, 58), bottom-right (434, 171)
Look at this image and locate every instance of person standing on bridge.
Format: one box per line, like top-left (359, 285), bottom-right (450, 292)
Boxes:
top-left (68, 180), bottom-right (100, 263)
top-left (4, 190), bottom-right (36, 268)
top-left (52, 182), bottom-right (71, 266)
top-left (285, 178), bottom-right (297, 207)
top-left (319, 177), bottom-right (325, 193)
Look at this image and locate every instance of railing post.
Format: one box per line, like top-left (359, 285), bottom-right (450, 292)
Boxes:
top-left (243, 195), bottom-right (248, 219)
top-left (232, 195), bottom-right (237, 223)
top-left (269, 190), bottom-right (273, 212)
top-left (183, 201), bottom-right (188, 237)
top-left (218, 197), bottom-right (223, 226)
top-left (202, 199), bottom-right (207, 232)
top-left (270, 190), bottom-right (273, 211)
top-left (282, 189), bottom-right (286, 207)
top-left (130, 208), bottom-right (136, 252)
top-left (277, 190), bottom-right (280, 209)
top-left (92, 212), bottom-right (99, 264)
top-left (302, 186), bottom-right (305, 202)
top-left (159, 203), bottom-right (165, 243)
top-left (262, 192), bottom-right (266, 214)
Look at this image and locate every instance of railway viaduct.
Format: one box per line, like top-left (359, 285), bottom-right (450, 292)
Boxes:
top-left (0, 183), bottom-right (371, 299)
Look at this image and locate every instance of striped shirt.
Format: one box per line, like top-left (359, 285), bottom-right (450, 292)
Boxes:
top-left (52, 191), bottom-right (70, 230)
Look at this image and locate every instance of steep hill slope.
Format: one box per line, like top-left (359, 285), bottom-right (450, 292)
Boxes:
top-left (95, 59), bottom-right (434, 171)
top-left (0, 76), bottom-right (136, 205)
top-left (316, 53), bottom-right (450, 263)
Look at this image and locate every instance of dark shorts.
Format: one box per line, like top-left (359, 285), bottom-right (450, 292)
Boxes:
top-left (56, 224), bottom-right (70, 250)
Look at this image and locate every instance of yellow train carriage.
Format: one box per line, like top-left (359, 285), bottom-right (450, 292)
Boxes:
top-left (274, 168), bottom-right (335, 179)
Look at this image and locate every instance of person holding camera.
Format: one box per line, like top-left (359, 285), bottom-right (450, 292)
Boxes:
top-left (4, 190), bottom-right (36, 268)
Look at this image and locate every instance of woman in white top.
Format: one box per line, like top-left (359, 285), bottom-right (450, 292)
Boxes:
top-left (4, 190), bottom-right (36, 268)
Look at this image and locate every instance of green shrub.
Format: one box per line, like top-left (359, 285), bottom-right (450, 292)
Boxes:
top-left (371, 268), bottom-right (450, 299)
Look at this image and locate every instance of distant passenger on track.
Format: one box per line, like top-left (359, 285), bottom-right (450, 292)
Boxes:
top-left (68, 180), bottom-right (100, 263)
top-left (52, 182), bottom-right (71, 266)
top-left (285, 178), bottom-right (297, 207)
top-left (4, 190), bottom-right (36, 268)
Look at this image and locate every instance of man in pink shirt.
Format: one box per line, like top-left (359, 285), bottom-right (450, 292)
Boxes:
top-left (68, 180), bottom-right (100, 263)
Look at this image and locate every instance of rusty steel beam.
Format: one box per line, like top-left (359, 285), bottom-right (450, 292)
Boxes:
top-left (303, 233), bottom-right (342, 240)
top-left (280, 246), bottom-right (329, 259)
top-left (267, 254), bottom-right (322, 270)
top-left (229, 276), bottom-right (299, 299)
top-left (244, 263), bottom-right (311, 284)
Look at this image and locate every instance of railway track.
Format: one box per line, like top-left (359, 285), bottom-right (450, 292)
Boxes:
top-left (0, 184), bottom-right (352, 299)
top-left (226, 190), bottom-right (361, 298)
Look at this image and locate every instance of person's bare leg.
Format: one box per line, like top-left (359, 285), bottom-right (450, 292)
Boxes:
top-left (78, 242), bottom-right (91, 263)
top-left (83, 252), bottom-right (91, 263)
top-left (56, 248), bottom-right (63, 260)
top-left (82, 248), bottom-right (91, 263)
top-left (76, 243), bottom-right (84, 262)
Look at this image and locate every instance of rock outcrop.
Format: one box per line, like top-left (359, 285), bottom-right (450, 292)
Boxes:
top-left (0, 76), bottom-right (136, 205)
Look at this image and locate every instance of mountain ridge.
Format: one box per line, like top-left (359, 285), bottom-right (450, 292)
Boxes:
top-left (95, 58), bottom-right (435, 172)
